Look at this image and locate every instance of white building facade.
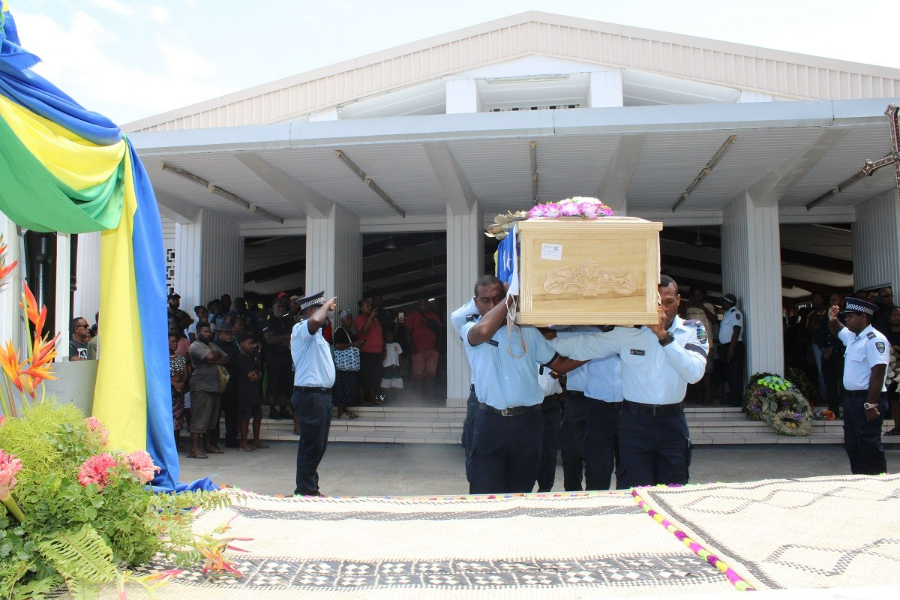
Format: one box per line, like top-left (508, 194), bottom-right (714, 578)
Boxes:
top-left (75, 11), bottom-right (899, 406)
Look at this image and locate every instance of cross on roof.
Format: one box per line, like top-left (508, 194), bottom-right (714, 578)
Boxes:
top-left (862, 104), bottom-right (900, 200)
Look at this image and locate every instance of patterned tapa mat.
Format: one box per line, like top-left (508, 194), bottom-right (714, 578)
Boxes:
top-left (107, 490), bottom-right (738, 599)
top-left (634, 474), bottom-right (900, 591)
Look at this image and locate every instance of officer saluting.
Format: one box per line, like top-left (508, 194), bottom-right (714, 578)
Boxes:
top-left (827, 297), bottom-right (890, 475)
top-left (290, 291), bottom-right (338, 496)
top-left (545, 276), bottom-right (708, 489)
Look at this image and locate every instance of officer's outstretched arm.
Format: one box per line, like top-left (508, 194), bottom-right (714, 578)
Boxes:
top-left (662, 330), bottom-right (707, 384)
top-left (467, 295), bottom-right (512, 345)
top-left (547, 332), bottom-right (618, 361)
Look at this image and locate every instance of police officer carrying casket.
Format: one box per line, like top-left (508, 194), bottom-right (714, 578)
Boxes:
top-left (827, 297), bottom-right (890, 475)
top-left (545, 275), bottom-right (708, 489)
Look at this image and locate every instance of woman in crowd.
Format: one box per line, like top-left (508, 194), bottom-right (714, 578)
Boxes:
top-left (169, 333), bottom-right (191, 451)
top-left (333, 309), bottom-right (364, 419)
top-left (355, 298), bottom-right (384, 406)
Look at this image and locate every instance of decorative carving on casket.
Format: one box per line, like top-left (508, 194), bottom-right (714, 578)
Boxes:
top-left (543, 259), bottom-right (637, 297)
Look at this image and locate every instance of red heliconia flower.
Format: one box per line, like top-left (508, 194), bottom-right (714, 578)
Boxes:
top-left (19, 282), bottom-right (47, 341)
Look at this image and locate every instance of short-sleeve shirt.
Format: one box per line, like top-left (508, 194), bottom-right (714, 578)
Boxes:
top-left (406, 310), bottom-right (442, 351)
top-left (355, 314), bottom-right (384, 354)
top-left (233, 352), bottom-right (262, 408)
top-left (263, 314), bottom-right (292, 358)
top-left (291, 320), bottom-right (336, 388)
top-left (69, 339), bottom-right (88, 360)
top-left (838, 324), bottom-right (890, 392)
top-left (189, 341), bottom-right (224, 393)
top-left (383, 342), bottom-right (403, 367)
top-left (461, 324), bottom-right (557, 409)
top-left (719, 307), bottom-right (743, 343)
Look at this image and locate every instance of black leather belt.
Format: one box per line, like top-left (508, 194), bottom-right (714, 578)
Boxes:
top-left (622, 399), bottom-right (683, 416)
top-left (296, 386), bottom-right (331, 394)
top-left (478, 402), bottom-right (542, 417)
top-left (845, 390), bottom-right (884, 397)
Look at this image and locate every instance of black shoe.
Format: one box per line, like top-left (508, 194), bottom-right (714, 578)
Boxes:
top-left (224, 441), bottom-right (240, 449)
top-left (269, 408), bottom-right (282, 420)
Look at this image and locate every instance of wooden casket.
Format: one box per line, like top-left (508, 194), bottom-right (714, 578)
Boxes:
top-left (516, 217), bottom-right (663, 326)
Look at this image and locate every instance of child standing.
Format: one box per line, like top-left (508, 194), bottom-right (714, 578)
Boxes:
top-left (233, 332), bottom-right (269, 451)
top-left (380, 330), bottom-right (404, 401)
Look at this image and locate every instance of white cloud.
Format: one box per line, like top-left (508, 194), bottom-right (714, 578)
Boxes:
top-left (89, 0), bottom-right (135, 17)
top-left (147, 6), bottom-right (170, 23)
top-left (15, 11), bottom-right (232, 124)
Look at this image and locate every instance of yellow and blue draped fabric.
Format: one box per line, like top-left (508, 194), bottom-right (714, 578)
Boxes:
top-left (0, 5), bottom-right (211, 492)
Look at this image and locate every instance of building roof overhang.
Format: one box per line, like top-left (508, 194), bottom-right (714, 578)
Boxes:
top-left (131, 97), bottom-right (900, 237)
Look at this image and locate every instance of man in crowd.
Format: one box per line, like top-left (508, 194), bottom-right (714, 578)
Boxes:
top-left (263, 296), bottom-right (295, 422)
top-left (827, 298), bottom-right (890, 475)
top-left (546, 276), bottom-right (708, 489)
top-left (871, 286), bottom-right (896, 336)
top-left (291, 291), bottom-right (337, 496)
top-left (69, 316), bottom-right (91, 360)
top-left (188, 322), bottom-right (230, 459)
top-left (406, 296), bottom-right (443, 399)
top-left (685, 288), bottom-right (717, 403)
top-left (806, 292), bottom-right (828, 398)
top-left (462, 275), bottom-right (581, 494)
top-left (720, 293), bottom-right (744, 406)
top-left (167, 292), bottom-right (193, 331)
top-left (819, 293), bottom-right (846, 417)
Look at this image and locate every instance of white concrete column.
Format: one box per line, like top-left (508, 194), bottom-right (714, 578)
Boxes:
top-left (852, 188), bottom-right (900, 292)
top-left (721, 192), bottom-right (784, 377)
top-left (306, 203), bottom-right (362, 319)
top-left (588, 70), bottom-right (624, 108)
top-left (309, 107), bottom-right (340, 122)
top-left (55, 233), bottom-right (71, 356)
top-left (739, 90), bottom-right (774, 103)
top-left (445, 201), bottom-right (484, 407)
top-left (174, 208), bottom-right (243, 311)
top-left (73, 231), bottom-right (101, 325)
top-left (0, 214), bottom-right (22, 348)
top-left (446, 78), bottom-right (481, 114)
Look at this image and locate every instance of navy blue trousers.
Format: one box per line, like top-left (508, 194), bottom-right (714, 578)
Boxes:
top-left (537, 394), bottom-right (562, 492)
top-left (616, 409), bottom-right (691, 489)
top-left (469, 408), bottom-right (543, 494)
top-left (291, 389), bottom-right (333, 495)
top-left (559, 391), bottom-right (588, 491)
top-left (584, 399), bottom-right (621, 490)
top-left (461, 388), bottom-right (478, 481)
top-left (843, 393), bottom-right (888, 475)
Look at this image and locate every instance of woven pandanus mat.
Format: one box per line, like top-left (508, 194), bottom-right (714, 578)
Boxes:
top-left (106, 490), bottom-right (737, 599)
top-left (633, 474), bottom-right (900, 591)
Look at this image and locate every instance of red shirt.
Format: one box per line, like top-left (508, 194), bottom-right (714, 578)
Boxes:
top-left (406, 310), bottom-right (441, 351)
top-left (355, 314), bottom-right (383, 353)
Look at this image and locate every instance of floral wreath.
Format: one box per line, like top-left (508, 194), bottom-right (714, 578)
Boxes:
top-left (771, 410), bottom-right (813, 436)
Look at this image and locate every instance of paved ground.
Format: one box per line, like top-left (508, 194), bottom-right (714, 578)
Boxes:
top-left (178, 440), bottom-right (900, 496)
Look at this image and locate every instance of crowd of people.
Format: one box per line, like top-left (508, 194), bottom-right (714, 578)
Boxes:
top-left (69, 290), bottom-right (449, 461)
top-left (64, 279), bottom-right (896, 494)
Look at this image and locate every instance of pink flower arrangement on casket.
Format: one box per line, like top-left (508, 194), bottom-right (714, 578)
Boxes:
top-left (527, 196), bottom-right (615, 219)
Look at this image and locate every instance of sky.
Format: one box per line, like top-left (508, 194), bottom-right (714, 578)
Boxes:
top-left (11, 0), bottom-right (900, 125)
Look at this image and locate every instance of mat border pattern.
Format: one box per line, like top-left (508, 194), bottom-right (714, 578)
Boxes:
top-left (631, 487), bottom-right (755, 592)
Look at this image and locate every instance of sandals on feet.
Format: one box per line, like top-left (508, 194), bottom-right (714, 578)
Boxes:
top-left (186, 453), bottom-right (208, 459)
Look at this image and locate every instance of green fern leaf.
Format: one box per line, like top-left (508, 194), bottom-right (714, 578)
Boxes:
top-left (36, 525), bottom-right (118, 585)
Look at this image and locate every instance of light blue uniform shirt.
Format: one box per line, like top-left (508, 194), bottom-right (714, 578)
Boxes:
top-left (450, 298), bottom-right (479, 385)
top-left (291, 320), bottom-right (336, 388)
top-left (461, 323), bottom-right (557, 409)
top-left (556, 327), bottom-right (623, 401)
top-left (838, 324), bottom-right (889, 392)
top-left (548, 315), bottom-right (708, 405)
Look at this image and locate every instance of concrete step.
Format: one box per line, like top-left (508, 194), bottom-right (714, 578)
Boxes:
top-left (249, 406), bottom-right (897, 446)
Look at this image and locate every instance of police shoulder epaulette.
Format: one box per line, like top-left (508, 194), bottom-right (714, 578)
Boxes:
top-left (683, 319), bottom-right (703, 327)
top-left (867, 331), bottom-right (876, 339)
